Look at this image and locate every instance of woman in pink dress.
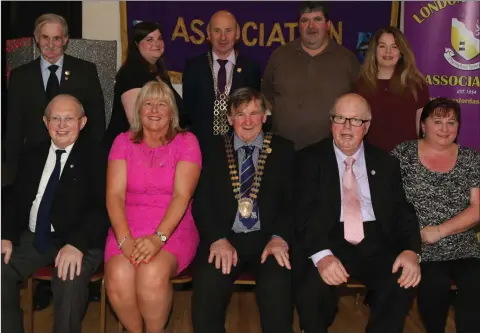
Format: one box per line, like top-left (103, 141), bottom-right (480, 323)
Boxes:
top-left (104, 81), bottom-right (201, 333)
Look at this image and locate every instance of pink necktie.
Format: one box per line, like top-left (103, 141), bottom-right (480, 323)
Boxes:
top-left (343, 157), bottom-right (364, 245)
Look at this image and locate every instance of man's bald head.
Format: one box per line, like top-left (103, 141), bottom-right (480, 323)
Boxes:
top-left (207, 10), bottom-right (240, 59)
top-left (209, 10), bottom-right (238, 27)
top-left (330, 93), bottom-right (372, 156)
top-left (45, 94), bottom-right (84, 118)
top-left (330, 93), bottom-right (371, 120)
top-left (43, 94), bottom-right (87, 149)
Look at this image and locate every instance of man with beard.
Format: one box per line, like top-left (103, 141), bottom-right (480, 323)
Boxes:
top-left (5, 13), bottom-right (105, 311)
top-left (182, 10), bottom-right (261, 149)
top-left (262, 2), bottom-right (360, 151)
top-left (6, 13), bottom-right (105, 182)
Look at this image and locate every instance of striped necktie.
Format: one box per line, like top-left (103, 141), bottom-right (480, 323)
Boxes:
top-left (239, 145), bottom-right (258, 229)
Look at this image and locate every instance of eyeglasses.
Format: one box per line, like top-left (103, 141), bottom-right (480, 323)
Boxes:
top-left (47, 116), bottom-right (83, 126)
top-left (331, 115), bottom-right (370, 127)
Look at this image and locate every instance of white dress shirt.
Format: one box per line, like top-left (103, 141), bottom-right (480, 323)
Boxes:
top-left (212, 50), bottom-right (236, 92)
top-left (29, 141), bottom-right (74, 233)
top-left (310, 141), bottom-right (376, 267)
top-left (40, 55), bottom-right (64, 90)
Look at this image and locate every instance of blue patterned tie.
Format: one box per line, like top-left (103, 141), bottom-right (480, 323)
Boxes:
top-left (239, 146), bottom-right (259, 229)
top-left (34, 149), bottom-right (66, 253)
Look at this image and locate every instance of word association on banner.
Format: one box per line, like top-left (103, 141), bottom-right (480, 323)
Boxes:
top-left (411, 0), bottom-right (479, 95)
top-left (170, 17), bottom-right (344, 47)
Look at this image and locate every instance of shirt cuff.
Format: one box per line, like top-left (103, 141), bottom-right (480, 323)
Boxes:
top-left (310, 249), bottom-right (333, 267)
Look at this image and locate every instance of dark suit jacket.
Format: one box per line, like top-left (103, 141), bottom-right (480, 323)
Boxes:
top-left (1, 137), bottom-right (109, 254)
top-left (182, 52), bottom-right (262, 147)
top-left (6, 54), bottom-right (105, 177)
top-left (294, 138), bottom-right (421, 258)
top-left (192, 133), bottom-right (295, 246)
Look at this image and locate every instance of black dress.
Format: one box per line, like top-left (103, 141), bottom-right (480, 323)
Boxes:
top-left (103, 60), bottom-right (184, 148)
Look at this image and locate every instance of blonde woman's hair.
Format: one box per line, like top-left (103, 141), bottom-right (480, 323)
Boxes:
top-left (360, 26), bottom-right (426, 101)
top-left (130, 81), bottom-right (184, 144)
top-left (34, 13), bottom-right (69, 38)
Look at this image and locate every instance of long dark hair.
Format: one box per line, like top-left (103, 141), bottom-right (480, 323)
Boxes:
top-left (125, 21), bottom-right (170, 82)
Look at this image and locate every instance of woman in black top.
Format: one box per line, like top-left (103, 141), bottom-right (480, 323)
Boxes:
top-left (104, 21), bottom-right (184, 147)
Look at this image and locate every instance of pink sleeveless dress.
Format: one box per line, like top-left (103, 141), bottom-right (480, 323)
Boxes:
top-left (104, 131), bottom-right (201, 274)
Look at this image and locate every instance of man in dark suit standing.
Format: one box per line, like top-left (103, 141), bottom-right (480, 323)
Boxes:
top-left (182, 10), bottom-right (262, 148)
top-left (1, 94), bottom-right (109, 333)
top-left (6, 13), bottom-right (105, 182)
top-left (293, 93), bottom-right (422, 333)
top-left (192, 88), bottom-right (295, 333)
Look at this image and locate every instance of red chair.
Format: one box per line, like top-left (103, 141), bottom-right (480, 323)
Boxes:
top-left (234, 271), bottom-right (256, 285)
top-left (24, 265), bottom-right (106, 333)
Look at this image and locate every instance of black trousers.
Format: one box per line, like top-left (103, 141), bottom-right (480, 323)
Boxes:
top-left (293, 222), bottom-right (414, 333)
top-left (418, 258), bottom-right (480, 333)
top-left (191, 231), bottom-right (293, 333)
top-left (1, 230), bottom-right (103, 333)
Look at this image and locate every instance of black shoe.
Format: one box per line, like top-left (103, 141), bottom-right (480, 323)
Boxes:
top-left (34, 282), bottom-right (52, 311)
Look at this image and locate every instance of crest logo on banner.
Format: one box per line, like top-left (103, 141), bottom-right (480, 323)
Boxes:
top-left (444, 18), bottom-right (480, 70)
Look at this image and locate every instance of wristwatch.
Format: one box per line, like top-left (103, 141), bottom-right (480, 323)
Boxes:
top-left (154, 231), bottom-right (168, 243)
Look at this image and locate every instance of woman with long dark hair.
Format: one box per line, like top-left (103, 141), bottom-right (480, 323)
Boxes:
top-left (104, 21), bottom-right (183, 147)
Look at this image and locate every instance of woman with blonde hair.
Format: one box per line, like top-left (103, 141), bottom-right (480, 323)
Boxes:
top-left (104, 81), bottom-right (201, 333)
top-left (355, 26), bottom-right (430, 151)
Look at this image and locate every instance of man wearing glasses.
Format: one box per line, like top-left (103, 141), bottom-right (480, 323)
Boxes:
top-left (292, 93), bottom-right (422, 333)
top-left (6, 13), bottom-right (105, 183)
top-left (1, 94), bottom-right (108, 333)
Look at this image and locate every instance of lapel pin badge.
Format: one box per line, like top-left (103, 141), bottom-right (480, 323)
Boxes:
top-left (65, 70), bottom-right (70, 80)
top-left (237, 67), bottom-right (242, 73)
top-left (371, 170), bottom-right (376, 175)
top-left (70, 164), bottom-right (74, 168)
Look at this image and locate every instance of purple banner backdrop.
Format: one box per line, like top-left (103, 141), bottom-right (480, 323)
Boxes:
top-left (404, 1), bottom-right (480, 150)
top-left (124, 1), bottom-right (394, 72)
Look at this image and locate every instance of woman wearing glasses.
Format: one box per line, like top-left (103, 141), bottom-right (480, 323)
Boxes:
top-left (391, 98), bottom-right (480, 333)
top-left (355, 27), bottom-right (429, 152)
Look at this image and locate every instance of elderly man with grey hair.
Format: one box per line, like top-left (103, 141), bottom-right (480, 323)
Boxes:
top-left (1, 95), bottom-right (109, 333)
top-left (292, 93), bottom-right (421, 333)
top-left (6, 13), bottom-right (105, 183)
top-left (192, 87), bottom-right (295, 333)
top-left (6, 12), bottom-right (106, 311)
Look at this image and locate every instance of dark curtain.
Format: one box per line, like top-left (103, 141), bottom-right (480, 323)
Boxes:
top-left (1, 1), bottom-right (82, 146)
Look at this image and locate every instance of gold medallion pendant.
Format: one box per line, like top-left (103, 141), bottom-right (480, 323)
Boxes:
top-left (238, 198), bottom-right (254, 218)
top-left (224, 133), bottom-right (273, 218)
